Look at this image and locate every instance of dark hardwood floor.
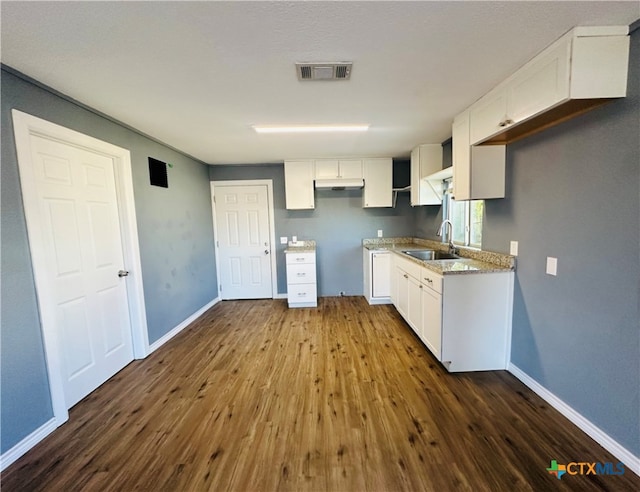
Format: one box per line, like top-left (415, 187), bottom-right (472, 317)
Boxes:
top-left (2, 297), bottom-right (638, 491)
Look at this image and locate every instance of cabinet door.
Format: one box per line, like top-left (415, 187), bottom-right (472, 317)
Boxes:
top-left (390, 255), bottom-right (398, 305)
top-left (363, 158), bottom-right (392, 208)
top-left (372, 252), bottom-right (391, 297)
top-left (339, 160), bottom-right (363, 179)
top-left (469, 88), bottom-right (508, 145)
top-left (452, 111), bottom-right (471, 201)
top-left (452, 111), bottom-right (506, 201)
top-left (314, 160), bottom-right (340, 179)
top-left (421, 286), bottom-right (442, 359)
top-left (396, 268), bottom-right (409, 318)
top-left (410, 145), bottom-right (443, 206)
top-left (507, 37), bottom-right (570, 124)
top-left (284, 161), bottom-right (315, 209)
top-left (410, 147), bottom-right (420, 206)
top-left (407, 276), bottom-right (422, 334)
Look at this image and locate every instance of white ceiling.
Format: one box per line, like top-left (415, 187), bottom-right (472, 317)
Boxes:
top-left (2, 1), bottom-right (638, 165)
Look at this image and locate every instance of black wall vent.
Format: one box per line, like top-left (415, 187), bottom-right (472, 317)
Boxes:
top-left (149, 157), bottom-right (168, 188)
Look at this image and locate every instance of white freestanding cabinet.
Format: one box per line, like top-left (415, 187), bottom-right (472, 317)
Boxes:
top-left (363, 248), bottom-right (392, 305)
top-left (286, 250), bottom-right (317, 308)
top-left (410, 144), bottom-right (443, 206)
top-left (362, 158), bottom-right (393, 208)
top-left (452, 111), bottom-right (506, 201)
top-left (391, 252), bottom-right (513, 372)
top-left (284, 161), bottom-right (315, 209)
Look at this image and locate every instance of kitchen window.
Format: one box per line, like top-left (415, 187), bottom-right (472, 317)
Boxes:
top-left (444, 181), bottom-right (484, 249)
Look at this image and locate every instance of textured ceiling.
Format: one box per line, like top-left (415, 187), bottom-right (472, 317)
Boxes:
top-left (2, 1), bottom-right (638, 164)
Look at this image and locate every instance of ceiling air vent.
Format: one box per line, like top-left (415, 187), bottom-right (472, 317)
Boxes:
top-left (296, 62), bottom-right (352, 81)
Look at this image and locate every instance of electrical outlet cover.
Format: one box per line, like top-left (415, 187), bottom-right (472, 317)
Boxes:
top-left (546, 257), bottom-right (558, 276)
top-left (510, 241), bottom-right (518, 256)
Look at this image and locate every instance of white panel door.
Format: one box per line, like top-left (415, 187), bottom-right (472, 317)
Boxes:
top-left (28, 135), bottom-right (134, 408)
top-left (215, 185), bottom-right (272, 299)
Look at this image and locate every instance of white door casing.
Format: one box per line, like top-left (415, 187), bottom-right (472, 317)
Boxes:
top-left (212, 181), bottom-right (277, 300)
top-left (11, 110), bottom-right (148, 426)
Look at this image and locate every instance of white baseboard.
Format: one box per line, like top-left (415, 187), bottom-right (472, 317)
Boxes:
top-left (273, 293), bottom-right (288, 300)
top-left (1, 417), bottom-right (57, 472)
top-left (148, 297), bottom-right (220, 354)
top-left (2, 298), bottom-right (221, 472)
top-left (509, 363), bottom-right (639, 476)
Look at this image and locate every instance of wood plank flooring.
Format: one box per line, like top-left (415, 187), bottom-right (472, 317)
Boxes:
top-left (3, 297), bottom-right (638, 491)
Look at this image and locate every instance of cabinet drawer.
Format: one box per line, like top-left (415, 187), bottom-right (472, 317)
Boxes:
top-left (421, 267), bottom-right (443, 294)
top-left (287, 283), bottom-right (317, 302)
top-left (395, 253), bottom-right (422, 280)
top-left (286, 252), bottom-right (315, 265)
top-left (286, 264), bottom-right (317, 284)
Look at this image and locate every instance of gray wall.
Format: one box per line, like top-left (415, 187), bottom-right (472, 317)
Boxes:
top-left (1, 69), bottom-right (217, 453)
top-left (482, 29), bottom-right (639, 455)
top-left (210, 162), bottom-right (415, 296)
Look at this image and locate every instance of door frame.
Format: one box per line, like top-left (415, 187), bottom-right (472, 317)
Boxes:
top-left (211, 180), bottom-right (278, 299)
top-left (11, 110), bottom-right (149, 426)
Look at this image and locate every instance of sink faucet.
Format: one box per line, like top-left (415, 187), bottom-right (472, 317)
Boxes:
top-left (437, 219), bottom-right (457, 254)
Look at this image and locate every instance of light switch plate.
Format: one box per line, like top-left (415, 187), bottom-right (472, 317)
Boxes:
top-left (510, 241), bottom-right (518, 256)
top-left (377, 229), bottom-right (383, 238)
top-left (546, 257), bottom-right (558, 276)
top-left (292, 236), bottom-right (297, 243)
top-left (280, 236), bottom-right (288, 245)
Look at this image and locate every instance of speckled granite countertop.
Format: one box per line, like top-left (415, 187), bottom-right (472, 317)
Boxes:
top-left (363, 237), bottom-right (515, 275)
top-left (284, 240), bottom-right (316, 253)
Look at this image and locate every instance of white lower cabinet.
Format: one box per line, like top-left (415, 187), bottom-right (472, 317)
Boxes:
top-left (421, 272), bottom-right (442, 360)
top-left (407, 276), bottom-right (422, 333)
top-left (392, 252), bottom-right (513, 372)
top-left (363, 248), bottom-right (392, 305)
top-left (396, 267), bottom-right (409, 320)
top-left (286, 251), bottom-right (317, 308)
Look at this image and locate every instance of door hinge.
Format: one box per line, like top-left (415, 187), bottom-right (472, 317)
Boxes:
top-left (213, 195), bottom-right (216, 203)
top-left (219, 284), bottom-right (222, 292)
top-left (216, 240), bottom-right (219, 248)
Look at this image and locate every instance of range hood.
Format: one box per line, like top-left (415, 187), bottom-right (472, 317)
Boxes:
top-left (314, 178), bottom-right (364, 190)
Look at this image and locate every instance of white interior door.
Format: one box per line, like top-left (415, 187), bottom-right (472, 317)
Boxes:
top-left (215, 184), bottom-right (273, 299)
top-left (23, 134), bottom-right (135, 408)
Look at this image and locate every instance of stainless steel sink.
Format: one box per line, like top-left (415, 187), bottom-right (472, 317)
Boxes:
top-left (402, 250), bottom-right (460, 261)
top-left (433, 251), bottom-right (460, 260)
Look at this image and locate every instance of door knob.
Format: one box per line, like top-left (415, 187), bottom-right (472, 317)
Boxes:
top-left (118, 270), bottom-right (129, 277)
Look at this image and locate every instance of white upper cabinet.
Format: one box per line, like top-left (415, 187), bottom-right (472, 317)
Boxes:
top-left (452, 112), bottom-right (471, 200)
top-left (285, 158), bottom-right (392, 209)
top-left (453, 111), bottom-right (506, 201)
top-left (410, 144), bottom-right (443, 206)
top-left (362, 158), bottom-right (393, 208)
top-left (284, 160), bottom-right (315, 210)
top-left (468, 26), bottom-right (630, 146)
top-left (315, 159), bottom-right (363, 180)
top-left (470, 36), bottom-right (570, 144)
